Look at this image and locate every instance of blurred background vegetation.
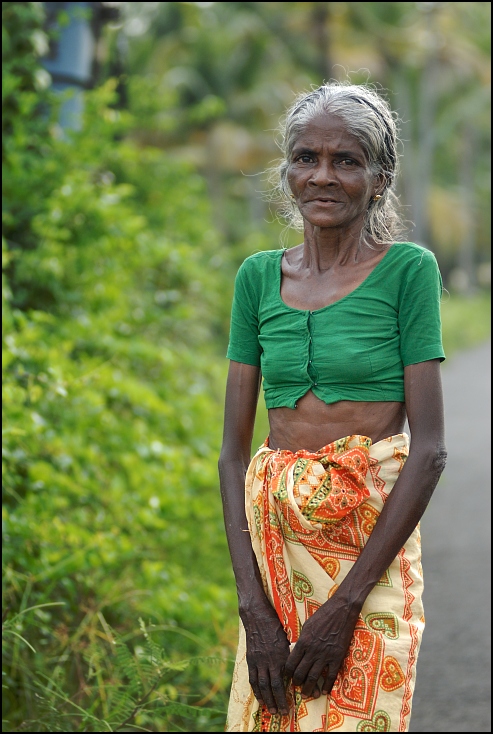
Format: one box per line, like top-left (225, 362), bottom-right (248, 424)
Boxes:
top-left (2, 2), bottom-right (490, 731)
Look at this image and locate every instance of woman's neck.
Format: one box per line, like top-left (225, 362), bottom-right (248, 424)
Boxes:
top-left (300, 221), bottom-right (372, 272)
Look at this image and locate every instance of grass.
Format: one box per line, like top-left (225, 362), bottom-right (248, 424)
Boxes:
top-left (441, 290), bottom-right (490, 358)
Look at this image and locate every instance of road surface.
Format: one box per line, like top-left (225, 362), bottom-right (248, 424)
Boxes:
top-left (409, 341), bottom-right (491, 732)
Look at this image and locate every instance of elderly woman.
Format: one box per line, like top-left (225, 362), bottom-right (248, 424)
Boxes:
top-left (219, 82), bottom-right (446, 733)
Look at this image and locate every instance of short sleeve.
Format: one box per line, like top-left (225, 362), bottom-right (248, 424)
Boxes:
top-left (226, 260), bottom-right (262, 366)
top-left (398, 250), bottom-right (446, 366)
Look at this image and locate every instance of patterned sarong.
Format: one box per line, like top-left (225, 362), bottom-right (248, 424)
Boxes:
top-left (226, 434), bottom-right (424, 732)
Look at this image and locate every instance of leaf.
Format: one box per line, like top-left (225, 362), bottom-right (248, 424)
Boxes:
top-left (2, 630), bottom-right (37, 653)
top-left (162, 701), bottom-right (226, 719)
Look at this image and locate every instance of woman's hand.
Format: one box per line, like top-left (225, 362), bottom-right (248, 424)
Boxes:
top-left (284, 594), bottom-right (360, 699)
top-left (242, 601), bottom-right (291, 716)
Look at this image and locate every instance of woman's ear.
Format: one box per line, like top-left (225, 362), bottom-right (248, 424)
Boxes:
top-left (374, 173), bottom-right (387, 198)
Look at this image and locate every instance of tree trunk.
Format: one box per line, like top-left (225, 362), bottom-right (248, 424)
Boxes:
top-left (311, 2), bottom-right (333, 83)
top-left (458, 121), bottom-right (476, 293)
top-left (411, 55), bottom-right (439, 248)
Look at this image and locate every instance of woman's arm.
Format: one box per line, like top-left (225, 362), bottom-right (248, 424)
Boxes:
top-left (218, 360), bottom-right (290, 716)
top-left (284, 359), bottom-right (447, 698)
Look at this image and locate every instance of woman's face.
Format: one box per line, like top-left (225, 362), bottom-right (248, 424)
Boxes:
top-left (286, 113), bottom-right (382, 232)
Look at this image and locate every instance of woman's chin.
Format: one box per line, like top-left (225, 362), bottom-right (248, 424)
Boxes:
top-left (301, 210), bottom-right (364, 232)
top-left (304, 217), bottom-right (349, 230)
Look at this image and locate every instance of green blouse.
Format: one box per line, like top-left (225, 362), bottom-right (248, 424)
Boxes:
top-left (226, 242), bottom-right (445, 409)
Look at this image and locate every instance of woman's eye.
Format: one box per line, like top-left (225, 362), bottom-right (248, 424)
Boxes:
top-left (339, 158), bottom-right (356, 166)
top-left (296, 154), bottom-right (313, 163)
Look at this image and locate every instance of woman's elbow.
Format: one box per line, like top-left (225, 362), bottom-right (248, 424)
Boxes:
top-left (218, 453), bottom-right (230, 475)
top-left (421, 444), bottom-right (447, 481)
top-left (432, 444), bottom-right (447, 476)
top-left (411, 441), bottom-right (447, 477)
top-left (218, 450), bottom-right (247, 475)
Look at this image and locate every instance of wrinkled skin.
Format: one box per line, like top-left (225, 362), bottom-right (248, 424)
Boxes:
top-left (242, 602), bottom-right (291, 715)
top-left (283, 595), bottom-right (360, 699)
top-left (218, 113), bottom-right (447, 714)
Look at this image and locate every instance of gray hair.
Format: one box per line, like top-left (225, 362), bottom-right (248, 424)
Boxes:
top-left (271, 82), bottom-right (405, 245)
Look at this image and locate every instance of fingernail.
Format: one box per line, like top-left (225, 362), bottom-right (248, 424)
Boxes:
top-left (314, 690), bottom-right (320, 699)
top-left (269, 708), bottom-right (277, 715)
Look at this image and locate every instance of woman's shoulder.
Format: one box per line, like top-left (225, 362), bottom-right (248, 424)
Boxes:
top-left (390, 242), bottom-right (439, 264)
top-left (384, 242), bottom-right (440, 280)
top-left (237, 248), bottom-right (284, 277)
top-left (241, 248), bottom-right (284, 264)
top-left (383, 243), bottom-right (443, 305)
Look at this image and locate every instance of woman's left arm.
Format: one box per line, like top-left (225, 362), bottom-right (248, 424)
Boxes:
top-left (284, 359), bottom-right (447, 698)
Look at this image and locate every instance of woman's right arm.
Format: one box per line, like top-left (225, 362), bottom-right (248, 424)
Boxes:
top-left (218, 360), bottom-right (290, 716)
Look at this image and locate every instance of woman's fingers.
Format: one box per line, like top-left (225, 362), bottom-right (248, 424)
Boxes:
top-left (253, 654), bottom-right (337, 709)
top-left (286, 648), bottom-right (331, 699)
top-left (270, 670), bottom-right (289, 715)
top-left (311, 666), bottom-right (328, 699)
top-left (283, 646), bottom-right (304, 680)
top-left (250, 668), bottom-right (289, 716)
top-left (248, 668), bottom-right (264, 706)
top-left (299, 660), bottom-right (327, 699)
top-left (287, 647), bottom-right (316, 689)
top-left (321, 665), bottom-right (338, 696)
top-left (257, 669), bottom-right (280, 714)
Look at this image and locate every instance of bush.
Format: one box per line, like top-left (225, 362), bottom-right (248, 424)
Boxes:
top-left (3, 4), bottom-right (236, 731)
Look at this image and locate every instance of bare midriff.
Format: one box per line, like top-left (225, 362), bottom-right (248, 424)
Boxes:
top-left (268, 389), bottom-right (406, 453)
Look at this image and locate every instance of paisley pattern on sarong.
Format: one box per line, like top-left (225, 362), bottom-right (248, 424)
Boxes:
top-left (226, 434), bottom-right (424, 732)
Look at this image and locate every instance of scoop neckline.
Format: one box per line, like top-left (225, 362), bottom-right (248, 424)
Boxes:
top-left (277, 242), bottom-right (399, 314)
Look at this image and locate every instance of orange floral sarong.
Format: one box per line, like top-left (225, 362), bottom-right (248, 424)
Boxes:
top-left (226, 434), bottom-right (424, 732)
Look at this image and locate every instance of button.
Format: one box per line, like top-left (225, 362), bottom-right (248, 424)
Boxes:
top-left (309, 360), bottom-right (312, 364)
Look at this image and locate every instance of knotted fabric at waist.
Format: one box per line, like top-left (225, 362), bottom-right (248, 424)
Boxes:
top-left (252, 434), bottom-right (409, 532)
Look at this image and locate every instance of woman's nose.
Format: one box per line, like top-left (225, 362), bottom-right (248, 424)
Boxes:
top-left (308, 160), bottom-right (336, 186)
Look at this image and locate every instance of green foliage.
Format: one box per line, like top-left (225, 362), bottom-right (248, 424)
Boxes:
top-left (3, 3), bottom-right (236, 731)
top-left (441, 291), bottom-right (491, 356)
top-left (2, 2), bottom-right (49, 144)
top-left (3, 610), bottom-right (228, 731)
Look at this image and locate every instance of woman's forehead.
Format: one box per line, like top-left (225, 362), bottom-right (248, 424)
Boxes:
top-left (292, 114), bottom-right (365, 153)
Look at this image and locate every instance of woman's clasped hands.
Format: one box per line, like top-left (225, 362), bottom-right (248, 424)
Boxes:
top-left (243, 594), bottom-right (361, 716)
